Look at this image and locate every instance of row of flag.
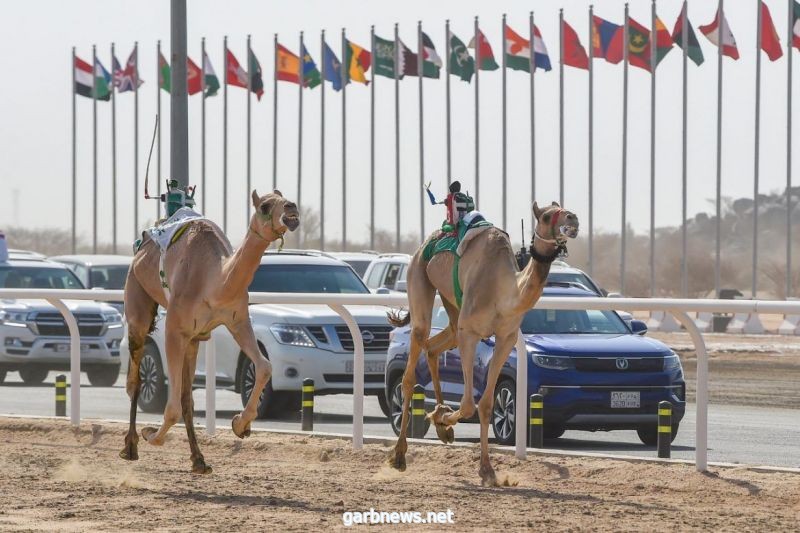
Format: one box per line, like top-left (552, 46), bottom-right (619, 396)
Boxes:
top-left (75, 2), bottom-right (800, 102)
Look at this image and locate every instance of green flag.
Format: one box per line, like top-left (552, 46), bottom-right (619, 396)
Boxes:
top-left (448, 31), bottom-right (474, 82)
top-left (158, 52), bottom-right (170, 93)
top-left (203, 52), bottom-right (220, 97)
top-left (374, 35), bottom-right (396, 78)
top-left (671, 4), bottom-right (705, 66)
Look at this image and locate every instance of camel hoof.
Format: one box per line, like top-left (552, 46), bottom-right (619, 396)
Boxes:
top-left (141, 426), bottom-right (160, 445)
top-left (232, 415), bottom-right (251, 439)
top-left (434, 423), bottom-right (455, 444)
top-left (479, 464), bottom-right (498, 487)
top-left (426, 404), bottom-right (454, 426)
top-left (389, 451), bottom-right (407, 472)
top-left (191, 458), bottom-right (213, 475)
top-left (118, 444), bottom-right (138, 461)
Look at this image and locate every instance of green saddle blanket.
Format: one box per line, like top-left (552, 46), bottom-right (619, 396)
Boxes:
top-left (422, 216), bottom-right (493, 308)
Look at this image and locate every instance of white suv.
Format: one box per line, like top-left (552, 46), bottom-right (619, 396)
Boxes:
top-left (0, 252), bottom-right (124, 386)
top-left (362, 253), bottom-right (411, 293)
top-left (121, 252), bottom-right (394, 417)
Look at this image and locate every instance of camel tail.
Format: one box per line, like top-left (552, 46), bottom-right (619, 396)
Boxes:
top-left (387, 309), bottom-right (411, 328)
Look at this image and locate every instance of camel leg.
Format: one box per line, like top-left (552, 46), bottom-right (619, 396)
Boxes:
top-left (389, 329), bottom-right (426, 471)
top-left (119, 275), bottom-right (157, 461)
top-left (180, 338), bottom-right (212, 474)
top-left (226, 317), bottom-right (271, 438)
top-left (476, 332), bottom-right (517, 487)
top-left (141, 313), bottom-right (187, 446)
top-left (425, 327), bottom-right (457, 444)
top-left (436, 329), bottom-right (480, 428)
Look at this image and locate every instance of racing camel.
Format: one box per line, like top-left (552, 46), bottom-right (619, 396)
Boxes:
top-left (388, 201), bottom-right (579, 485)
top-left (119, 190), bottom-right (299, 473)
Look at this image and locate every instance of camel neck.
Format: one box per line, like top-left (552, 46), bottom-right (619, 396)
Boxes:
top-left (513, 242), bottom-right (556, 314)
top-left (221, 225), bottom-right (273, 298)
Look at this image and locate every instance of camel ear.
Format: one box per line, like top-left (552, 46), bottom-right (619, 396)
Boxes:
top-left (551, 201), bottom-right (561, 207)
top-left (251, 189), bottom-right (260, 209)
top-left (273, 189), bottom-right (283, 197)
top-left (532, 201), bottom-right (542, 219)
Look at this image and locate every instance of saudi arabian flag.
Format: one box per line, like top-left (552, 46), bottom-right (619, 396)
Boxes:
top-left (203, 52), bottom-right (220, 97)
top-left (374, 35), bottom-right (397, 78)
top-left (158, 52), bottom-right (170, 92)
top-left (448, 31), bottom-right (475, 82)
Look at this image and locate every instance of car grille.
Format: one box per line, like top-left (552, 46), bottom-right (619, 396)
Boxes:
top-left (574, 357), bottom-right (664, 372)
top-left (324, 374), bottom-right (385, 383)
top-left (306, 326), bottom-right (328, 344)
top-left (32, 312), bottom-right (105, 337)
top-left (335, 325), bottom-right (393, 353)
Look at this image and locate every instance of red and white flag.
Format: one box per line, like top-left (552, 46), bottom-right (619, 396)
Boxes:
top-left (699, 7), bottom-right (739, 60)
top-left (226, 49), bottom-right (248, 88)
top-left (759, 1), bottom-right (783, 61)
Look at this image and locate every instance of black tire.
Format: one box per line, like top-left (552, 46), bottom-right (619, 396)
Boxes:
top-left (544, 425), bottom-right (566, 440)
top-left (492, 379), bottom-right (517, 446)
top-left (637, 424), bottom-right (679, 446)
top-left (0, 370), bottom-right (6, 384)
top-left (87, 366), bottom-right (120, 387)
top-left (238, 358), bottom-right (285, 419)
top-left (377, 390), bottom-right (391, 418)
top-left (388, 374), bottom-right (430, 437)
top-left (19, 367), bottom-right (48, 385)
top-left (137, 344), bottom-right (168, 413)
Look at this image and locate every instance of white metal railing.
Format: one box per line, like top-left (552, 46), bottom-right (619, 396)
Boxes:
top-left (2, 288), bottom-right (799, 472)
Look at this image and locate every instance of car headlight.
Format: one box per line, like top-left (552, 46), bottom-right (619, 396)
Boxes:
top-left (663, 353), bottom-right (682, 372)
top-left (269, 324), bottom-right (316, 347)
top-left (531, 354), bottom-right (575, 370)
top-left (0, 310), bottom-right (30, 327)
top-left (103, 311), bottom-right (123, 328)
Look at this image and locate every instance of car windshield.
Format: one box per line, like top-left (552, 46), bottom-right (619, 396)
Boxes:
top-left (89, 265), bottom-right (129, 289)
top-left (343, 260), bottom-right (371, 277)
top-left (546, 272), bottom-right (600, 293)
top-left (521, 308), bottom-right (628, 334)
top-left (249, 264), bottom-right (370, 294)
top-left (0, 265), bottom-right (85, 289)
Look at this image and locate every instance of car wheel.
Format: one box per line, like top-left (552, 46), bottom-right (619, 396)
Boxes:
top-left (389, 375), bottom-right (430, 436)
top-left (377, 390), bottom-right (391, 418)
top-left (637, 424), bottom-right (679, 446)
top-left (19, 367), bottom-right (49, 385)
top-left (137, 345), bottom-right (168, 413)
top-left (87, 366), bottom-right (120, 387)
top-left (0, 370), bottom-right (6, 384)
top-left (239, 358), bottom-right (285, 419)
top-left (492, 379), bottom-right (516, 446)
top-left (544, 425), bottom-right (566, 440)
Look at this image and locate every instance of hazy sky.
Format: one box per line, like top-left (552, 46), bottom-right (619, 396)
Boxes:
top-left (0, 0), bottom-right (798, 248)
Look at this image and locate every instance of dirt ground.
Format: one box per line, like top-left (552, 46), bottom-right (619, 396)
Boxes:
top-left (0, 418), bottom-right (798, 532)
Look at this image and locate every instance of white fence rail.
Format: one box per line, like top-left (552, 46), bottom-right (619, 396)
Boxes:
top-left (2, 288), bottom-right (799, 473)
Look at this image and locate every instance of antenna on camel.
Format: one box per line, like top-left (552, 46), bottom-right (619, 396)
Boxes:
top-left (516, 218), bottom-right (530, 269)
top-left (143, 115), bottom-right (159, 201)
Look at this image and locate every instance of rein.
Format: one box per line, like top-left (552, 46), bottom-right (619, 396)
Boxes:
top-left (250, 210), bottom-right (287, 251)
top-left (529, 208), bottom-right (568, 263)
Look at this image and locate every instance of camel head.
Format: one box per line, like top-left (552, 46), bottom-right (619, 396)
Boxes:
top-left (532, 201), bottom-right (579, 248)
top-left (250, 189), bottom-right (300, 241)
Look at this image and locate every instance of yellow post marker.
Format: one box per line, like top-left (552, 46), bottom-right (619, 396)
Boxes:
top-left (301, 378), bottom-right (314, 431)
top-left (55, 374), bottom-right (67, 417)
top-left (411, 384), bottom-right (426, 439)
top-left (657, 400), bottom-right (672, 458)
top-left (529, 393), bottom-right (544, 448)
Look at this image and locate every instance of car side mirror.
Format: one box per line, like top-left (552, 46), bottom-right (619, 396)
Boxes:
top-left (629, 320), bottom-right (648, 336)
top-left (600, 288), bottom-right (609, 297)
top-left (375, 287), bottom-right (391, 295)
top-left (395, 280), bottom-right (407, 292)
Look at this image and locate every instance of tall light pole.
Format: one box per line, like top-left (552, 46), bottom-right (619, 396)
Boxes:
top-left (170, 0), bottom-right (189, 189)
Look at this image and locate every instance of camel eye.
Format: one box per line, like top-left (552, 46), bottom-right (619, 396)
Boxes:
top-left (260, 202), bottom-right (271, 215)
top-left (543, 213), bottom-right (551, 223)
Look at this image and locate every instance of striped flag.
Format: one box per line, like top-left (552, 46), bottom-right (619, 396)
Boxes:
top-left (699, 7), bottom-right (740, 60)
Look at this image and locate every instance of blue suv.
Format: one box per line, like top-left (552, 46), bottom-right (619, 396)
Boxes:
top-left (384, 286), bottom-right (685, 446)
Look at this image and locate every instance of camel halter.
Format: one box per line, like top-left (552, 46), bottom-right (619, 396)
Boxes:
top-left (250, 208), bottom-right (287, 251)
top-left (530, 208), bottom-right (568, 262)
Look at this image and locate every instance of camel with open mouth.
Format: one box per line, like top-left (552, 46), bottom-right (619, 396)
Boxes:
top-left (388, 201), bottom-right (579, 485)
top-left (119, 190), bottom-right (299, 473)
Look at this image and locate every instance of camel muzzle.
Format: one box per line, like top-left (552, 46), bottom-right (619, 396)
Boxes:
top-left (282, 214), bottom-right (300, 232)
top-left (561, 224), bottom-right (579, 239)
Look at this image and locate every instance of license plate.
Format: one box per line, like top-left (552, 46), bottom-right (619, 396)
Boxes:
top-left (54, 343), bottom-right (91, 353)
top-left (345, 361), bottom-right (385, 374)
top-left (610, 391), bottom-right (640, 408)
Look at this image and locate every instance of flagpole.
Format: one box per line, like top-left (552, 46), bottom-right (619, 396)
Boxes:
top-left (341, 28), bottom-right (347, 251)
top-left (621, 4), bottom-right (629, 294)
top-left (156, 40), bottom-right (161, 221)
top-left (475, 16), bottom-right (480, 207)
top-left (681, 1), bottom-right (688, 297)
top-left (134, 41), bottom-right (139, 237)
top-left (446, 20), bottom-right (452, 186)
top-left (418, 20), bottom-right (426, 242)
top-left (395, 22), bottom-right (401, 250)
top-left (529, 12), bottom-right (536, 224)
top-left (650, 0), bottom-right (656, 297)
top-left (320, 30), bottom-right (326, 251)
top-left (559, 9), bottom-right (565, 207)
top-left (788, 0), bottom-right (795, 298)
top-left (370, 25), bottom-right (376, 249)
top-left (299, 31), bottom-right (305, 247)
top-left (715, 0), bottom-right (723, 297)
top-left (588, 5), bottom-right (595, 276)
top-left (92, 44), bottom-right (97, 254)
top-left (223, 35), bottom-right (228, 233)
top-left (247, 34), bottom-right (252, 228)
top-left (501, 13), bottom-right (507, 230)
top-left (273, 33), bottom-right (279, 190)
top-left (753, 1), bottom-right (762, 297)
top-left (201, 37), bottom-right (206, 214)
top-left (71, 46), bottom-right (76, 254)
top-left (111, 42), bottom-right (117, 254)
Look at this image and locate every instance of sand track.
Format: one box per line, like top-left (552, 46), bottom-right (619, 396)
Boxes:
top-left (0, 418), bottom-right (797, 531)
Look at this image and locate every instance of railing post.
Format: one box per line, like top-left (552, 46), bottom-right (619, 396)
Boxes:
top-left (205, 336), bottom-right (216, 436)
top-left (47, 298), bottom-right (81, 427)
top-left (329, 304), bottom-right (364, 450)
top-left (514, 330), bottom-right (528, 459)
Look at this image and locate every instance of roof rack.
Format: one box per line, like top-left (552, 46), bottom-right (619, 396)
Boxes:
top-left (263, 249), bottom-right (336, 259)
top-left (377, 252), bottom-right (410, 258)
